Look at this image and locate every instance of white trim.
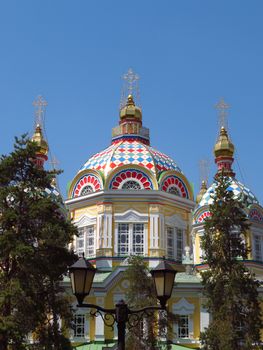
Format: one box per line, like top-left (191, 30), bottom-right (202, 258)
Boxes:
top-left (165, 214), bottom-right (187, 229)
top-left (114, 209), bottom-right (148, 223)
top-left (74, 215), bottom-right (96, 227)
top-left (173, 298), bottom-right (195, 341)
top-left (173, 298), bottom-right (195, 315)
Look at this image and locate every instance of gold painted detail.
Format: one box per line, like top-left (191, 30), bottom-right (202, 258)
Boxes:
top-left (196, 180), bottom-right (207, 204)
top-left (31, 124), bottom-right (49, 156)
top-left (214, 126), bottom-right (234, 158)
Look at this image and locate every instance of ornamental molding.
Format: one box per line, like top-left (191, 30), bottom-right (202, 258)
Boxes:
top-left (165, 214), bottom-right (187, 229)
top-left (114, 209), bottom-right (148, 223)
top-left (74, 215), bottom-right (97, 227)
top-left (173, 297), bottom-right (195, 315)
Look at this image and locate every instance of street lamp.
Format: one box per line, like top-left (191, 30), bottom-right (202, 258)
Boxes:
top-left (69, 257), bottom-right (178, 350)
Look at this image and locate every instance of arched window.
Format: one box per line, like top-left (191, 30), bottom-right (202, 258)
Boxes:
top-left (168, 186), bottom-right (180, 195)
top-left (81, 185), bottom-right (93, 196)
top-left (122, 180), bottom-right (142, 190)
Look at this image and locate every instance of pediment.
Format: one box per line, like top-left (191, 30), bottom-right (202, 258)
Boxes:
top-left (173, 297), bottom-right (195, 314)
top-left (114, 210), bottom-right (148, 223)
top-left (74, 215), bottom-right (96, 227)
top-left (165, 214), bottom-right (187, 229)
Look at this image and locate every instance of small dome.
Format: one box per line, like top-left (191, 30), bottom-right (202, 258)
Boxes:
top-left (196, 180), bottom-right (207, 204)
top-left (197, 178), bottom-right (258, 209)
top-left (119, 94), bottom-right (142, 121)
top-left (32, 124), bottom-right (49, 156)
top-left (214, 127), bottom-right (234, 158)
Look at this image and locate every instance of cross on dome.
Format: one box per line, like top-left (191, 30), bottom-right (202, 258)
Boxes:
top-left (33, 95), bottom-right (48, 128)
top-left (120, 68), bottom-right (141, 108)
top-left (215, 97), bottom-right (230, 131)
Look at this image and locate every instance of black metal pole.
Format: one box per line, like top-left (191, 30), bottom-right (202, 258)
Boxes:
top-left (116, 300), bottom-right (128, 350)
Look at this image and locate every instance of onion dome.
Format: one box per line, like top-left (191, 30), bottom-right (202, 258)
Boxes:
top-left (196, 180), bottom-right (207, 204)
top-left (68, 95), bottom-right (193, 200)
top-left (193, 124), bottom-right (259, 224)
top-left (120, 94), bottom-right (142, 121)
top-left (214, 127), bottom-right (235, 177)
top-left (31, 124), bottom-right (48, 168)
top-left (32, 124), bottom-right (49, 156)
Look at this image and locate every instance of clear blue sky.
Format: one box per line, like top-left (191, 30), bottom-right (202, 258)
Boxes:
top-left (1, 1), bottom-right (263, 202)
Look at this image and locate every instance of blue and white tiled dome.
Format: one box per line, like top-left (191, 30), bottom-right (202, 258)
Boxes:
top-left (198, 177), bottom-right (259, 208)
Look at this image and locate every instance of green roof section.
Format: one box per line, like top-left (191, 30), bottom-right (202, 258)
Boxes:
top-left (73, 342), bottom-right (116, 350)
top-left (175, 272), bottom-right (201, 283)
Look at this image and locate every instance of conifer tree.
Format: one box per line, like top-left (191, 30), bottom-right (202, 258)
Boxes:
top-left (0, 136), bottom-right (77, 350)
top-left (200, 174), bottom-right (262, 350)
top-left (123, 256), bottom-right (172, 350)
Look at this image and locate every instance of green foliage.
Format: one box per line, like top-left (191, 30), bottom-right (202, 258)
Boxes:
top-left (0, 136), bottom-right (77, 350)
top-left (200, 175), bottom-right (262, 350)
top-left (123, 256), bottom-right (173, 350)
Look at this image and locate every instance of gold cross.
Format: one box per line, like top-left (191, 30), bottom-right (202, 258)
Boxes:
top-left (215, 98), bottom-right (230, 130)
top-left (33, 95), bottom-right (48, 127)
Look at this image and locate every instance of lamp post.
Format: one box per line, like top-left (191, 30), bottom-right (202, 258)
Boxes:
top-left (69, 257), bottom-right (178, 350)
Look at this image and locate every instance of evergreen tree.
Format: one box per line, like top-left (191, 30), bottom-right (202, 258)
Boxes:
top-left (123, 256), bottom-right (173, 350)
top-left (200, 174), bottom-right (262, 350)
top-left (0, 136), bottom-right (77, 350)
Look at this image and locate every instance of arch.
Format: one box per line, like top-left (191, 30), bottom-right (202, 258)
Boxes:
top-left (69, 170), bottom-right (104, 198)
top-left (106, 165), bottom-right (157, 190)
top-left (159, 171), bottom-right (192, 199)
top-left (193, 205), bottom-right (211, 225)
top-left (248, 204), bottom-right (263, 223)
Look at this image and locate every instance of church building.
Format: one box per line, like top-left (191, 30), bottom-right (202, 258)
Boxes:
top-left (34, 70), bottom-right (263, 349)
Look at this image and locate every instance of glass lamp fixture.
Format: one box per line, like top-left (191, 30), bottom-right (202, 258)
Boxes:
top-left (69, 257), bottom-right (97, 306)
top-left (150, 260), bottom-right (177, 308)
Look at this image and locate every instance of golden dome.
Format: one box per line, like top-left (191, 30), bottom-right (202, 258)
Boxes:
top-left (196, 180), bottom-right (207, 204)
top-left (119, 94), bottom-right (142, 121)
top-left (32, 124), bottom-right (49, 156)
top-left (214, 127), bottom-right (234, 158)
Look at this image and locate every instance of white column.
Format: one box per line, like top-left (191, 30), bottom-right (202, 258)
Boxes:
top-left (97, 214), bottom-right (103, 249)
top-left (150, 214), bottom-right (159, 248)
top-left (200, 304), bottom-right (210, 332)
top-left (104, 213), bottom-right (112, 248)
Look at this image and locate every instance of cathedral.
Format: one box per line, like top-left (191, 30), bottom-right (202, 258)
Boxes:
top-left (33, 70), bottom-right (263, 349)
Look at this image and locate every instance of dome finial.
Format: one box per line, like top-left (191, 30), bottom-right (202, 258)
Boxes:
top-left (213, 100), bottom-right (235, 176)
top-left (120, 68), bottom-right (140, 109)
top-left (196, 180), bottom-right (207, 203)
top-left (31, 96), bottom-right (49, 168)
top-left (215, 97), bottom-right (230, 131)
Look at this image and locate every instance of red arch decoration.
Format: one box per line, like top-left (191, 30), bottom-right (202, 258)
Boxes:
top-left (73, 174), bottom-right (102, 197)
top-left (160, 175), bottom-right (189, 198)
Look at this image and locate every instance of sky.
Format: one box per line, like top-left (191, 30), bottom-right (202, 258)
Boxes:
top-left (0, 1), bottom-right (263, 202)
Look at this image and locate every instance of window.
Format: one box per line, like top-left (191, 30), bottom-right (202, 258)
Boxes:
top-left (122, 180), bottom-right (142, 190)
top-left (178, 315), bottom-right (189, 338)
top-left (173, 298), bottom-right (194, 341)
top-left (76, 226), bottom-right (95, 257)
top-left (73, 314), bottom-right (85, 338)
top-left (81, 185), bottom-right (93, 195)
top-left (254, 235), bottom-right (262, 261)
top-left (166, 227), bottom-right (184, 261)
top-left (118, 223), bottom-right (144, 256)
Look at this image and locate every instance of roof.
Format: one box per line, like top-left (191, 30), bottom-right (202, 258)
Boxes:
top-left (197, 177), bottom-right (258, 209)
top-left (79, 139), bottom-right (182, 178)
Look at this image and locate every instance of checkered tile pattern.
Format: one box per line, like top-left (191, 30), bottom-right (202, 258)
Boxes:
top-left (148, 147), bottom-right (182, 173)
top-left (197, 178), bottom-right (259, 209)
top-left (79, 140), bottom-right (182, 177)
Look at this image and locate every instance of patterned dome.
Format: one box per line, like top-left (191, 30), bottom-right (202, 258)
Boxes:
top-left (79, 139), bottom-right (182, 177)
top-left (69, 94), bottom-right (193, 200)
top-left (197, 178), bottom-right (258, 210)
